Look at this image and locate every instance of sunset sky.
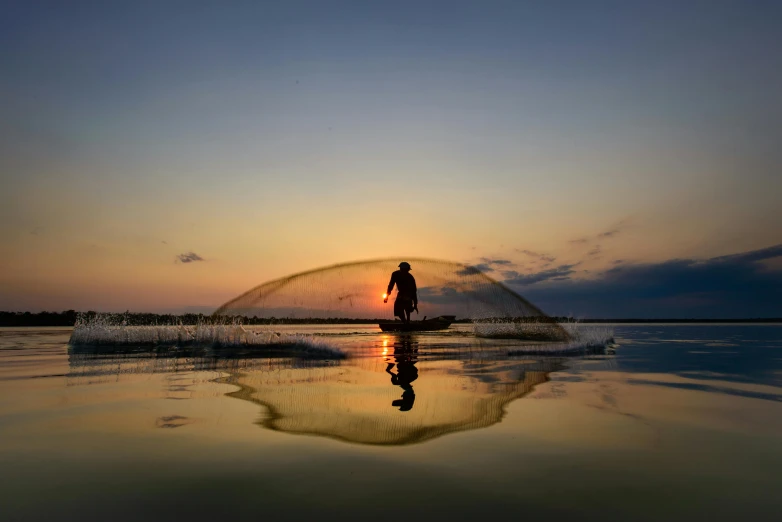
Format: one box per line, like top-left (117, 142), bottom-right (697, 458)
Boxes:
top-left (2, 1), bottom-right (781, 317)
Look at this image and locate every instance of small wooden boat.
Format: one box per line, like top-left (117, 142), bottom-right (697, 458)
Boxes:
top-left (378, 315), bottom-right (455, 332)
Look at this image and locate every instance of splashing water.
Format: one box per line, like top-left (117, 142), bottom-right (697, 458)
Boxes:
top-left (506, 323), bottom-right (616, 355)
top-left (472, 320), bottom-right (572, 341)
top-left (69, 314), bottom-right (345, 359)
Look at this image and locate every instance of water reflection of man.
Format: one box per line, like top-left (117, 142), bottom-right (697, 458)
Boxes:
top-left (385, 336), bottom-right (419, 411)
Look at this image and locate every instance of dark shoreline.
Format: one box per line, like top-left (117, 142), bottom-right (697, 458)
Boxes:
top-left (1, 311), bottom-right (780, 327)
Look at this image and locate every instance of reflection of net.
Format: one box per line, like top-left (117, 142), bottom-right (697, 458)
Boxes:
top-left (228, 357), bottom-right (563, 446)
top-left (214, 257), bottom-right (556, 323)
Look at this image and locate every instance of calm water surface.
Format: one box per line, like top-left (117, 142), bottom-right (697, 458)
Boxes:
top-left (1, 324), bottom-right (781, 521)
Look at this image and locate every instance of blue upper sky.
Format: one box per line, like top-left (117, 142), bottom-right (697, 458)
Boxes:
top-left (1, 1), bottom-right (780, 316)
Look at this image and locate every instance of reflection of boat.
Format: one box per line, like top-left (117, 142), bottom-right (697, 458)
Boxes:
top-left (378, 315), bottom-right (455, 332)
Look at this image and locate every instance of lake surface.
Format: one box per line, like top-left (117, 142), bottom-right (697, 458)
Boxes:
top-left (1, 324), bottom-right (781, 521)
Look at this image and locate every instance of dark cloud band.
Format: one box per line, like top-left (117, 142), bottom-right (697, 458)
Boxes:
top-left (511, 244), bottom-right (782, 318)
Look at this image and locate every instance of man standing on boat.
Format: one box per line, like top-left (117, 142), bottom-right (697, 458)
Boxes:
top-left (384, 261), bottom-right (418, 324)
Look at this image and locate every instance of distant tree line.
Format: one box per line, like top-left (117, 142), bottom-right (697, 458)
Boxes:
top-left (0, 311), bottom-right (392, 327)
top-left (0, 310), bottom-right (82, 327)
top-left (0, 311), bottom-right (779, 327)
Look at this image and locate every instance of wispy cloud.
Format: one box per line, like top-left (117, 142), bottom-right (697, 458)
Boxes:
top-left (710, 244), bottom-right (782, 264)
top-left (515, 249), bottom-right (556, 263)
top-left (175, 252), bottom-right (204, 264)
top-left (587, 245), bottom-right (603, 257)
top-left (502, 264), bottom-right (578, 286)
top-left (457, 257), bottom-right (514, 275)
top-left (456, 263), bottom-right (495, 275)
top-left (480, 257), bottom-right (512, 266)
top-left (455, 266), bottom-right (482, 276)
top-left (569, 218), bottom-right (631, 246)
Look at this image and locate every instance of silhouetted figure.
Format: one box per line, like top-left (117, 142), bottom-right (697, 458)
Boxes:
top-left (384, 261), bottom-right (418, 324)
top-left (385, 336), bottom-right (419, 411)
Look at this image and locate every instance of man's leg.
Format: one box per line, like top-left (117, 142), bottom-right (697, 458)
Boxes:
top-left (395, 298), bottom-right (408, 323)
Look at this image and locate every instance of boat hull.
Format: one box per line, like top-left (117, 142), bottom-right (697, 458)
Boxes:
top-left (378, 316), bottom-right (455, 332)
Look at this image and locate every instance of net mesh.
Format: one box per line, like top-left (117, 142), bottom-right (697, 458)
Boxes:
top-left (214, 257), bottom-right (561, 327)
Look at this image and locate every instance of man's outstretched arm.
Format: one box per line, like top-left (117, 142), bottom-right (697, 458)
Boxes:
top-left (384, 273), bottom-right (396, 303)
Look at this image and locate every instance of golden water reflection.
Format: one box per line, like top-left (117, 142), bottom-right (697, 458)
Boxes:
top-left (67, 337), bottom-right (563, 446)
top-left (225, 336), bottom-right (563, 445)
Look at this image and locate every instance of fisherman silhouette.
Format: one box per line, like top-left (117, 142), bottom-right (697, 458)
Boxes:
top-left (384, 261), bottom-right (418, 324)
top-left (384, 336), bottom-right (419, 411)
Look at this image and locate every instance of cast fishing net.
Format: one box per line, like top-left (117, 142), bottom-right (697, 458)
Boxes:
top-left (213, 257), bottom-right (568, 340)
